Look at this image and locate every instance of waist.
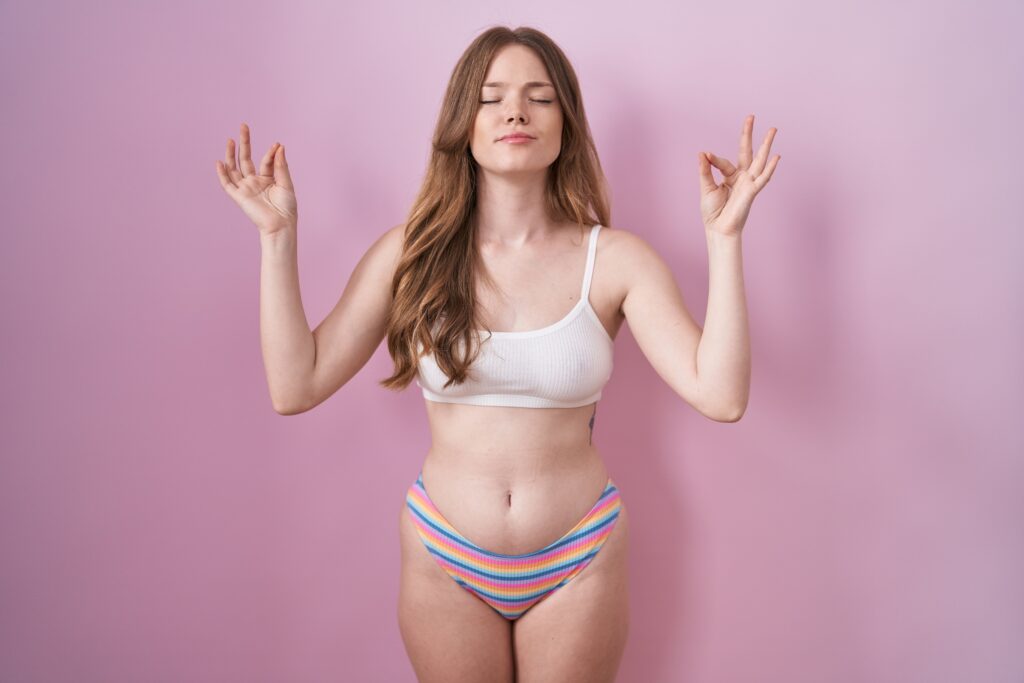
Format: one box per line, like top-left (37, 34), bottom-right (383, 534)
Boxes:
top-left (424, 399), bottom-right (598, 454)
top-left (417, 448), bottom-right (610, 555)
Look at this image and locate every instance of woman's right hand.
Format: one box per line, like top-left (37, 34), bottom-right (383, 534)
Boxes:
top-left (215, 123), bottom-right (298, 236)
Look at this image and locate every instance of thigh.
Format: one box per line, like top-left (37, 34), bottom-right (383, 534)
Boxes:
top-left (512, 502), bottom-right (631, 683)
top-left (397, 502), bottom-right (515, 683)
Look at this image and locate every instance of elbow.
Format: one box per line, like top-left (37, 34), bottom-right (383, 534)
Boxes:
top-left (704, 400), bottom-right (747, 423)
top-left (718, 405), bottom-right (746, 423)
top-left (273, 402), bottom-right (299, 416)
top-left (693, 381), bottom-right (748, 423)
top-left (272, 394), bottom-right (310, 416)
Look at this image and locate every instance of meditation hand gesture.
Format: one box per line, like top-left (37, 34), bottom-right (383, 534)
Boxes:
top-left (698, 114), bottom-right (780, 237)
top-left (215, 123), bottom-right (298, 236)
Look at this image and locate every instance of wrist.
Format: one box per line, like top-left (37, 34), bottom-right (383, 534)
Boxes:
top-left (705, 226), bottom-right (742, 244)
top-left (260, 224), bottom-right (297, 252)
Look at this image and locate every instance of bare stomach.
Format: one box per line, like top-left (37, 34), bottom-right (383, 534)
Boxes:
top-left (418, 399), bottom-right (610, 556)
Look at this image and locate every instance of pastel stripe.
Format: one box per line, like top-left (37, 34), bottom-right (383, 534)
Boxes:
top-left (405, 472), bottom-right (622, 619)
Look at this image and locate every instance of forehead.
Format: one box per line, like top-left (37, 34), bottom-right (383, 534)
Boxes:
top-left (482, 45), bottom-right (553, 86)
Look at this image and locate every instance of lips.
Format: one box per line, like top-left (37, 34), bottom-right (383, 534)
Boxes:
top-left (499, 133), bottom-right (535, 141)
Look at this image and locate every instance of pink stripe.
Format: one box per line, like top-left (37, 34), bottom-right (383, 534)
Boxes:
top-left (410, 487), bottom-right (619, 562)
top-left (414, 512), bottom-right (615, 572)
top-left (447, 544), bottom-right (604, 594)
top-left (416, 520), bottom-right (616, 592)
top-left (435, 556), bottom-right (565, 605)
top-left (586, 492), bottom-right (620, 519)
top-left (434, 556), bottom-right (567, 609)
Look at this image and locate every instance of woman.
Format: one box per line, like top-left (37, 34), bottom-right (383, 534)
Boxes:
top-left (215, 25), bottom-right (778, 683)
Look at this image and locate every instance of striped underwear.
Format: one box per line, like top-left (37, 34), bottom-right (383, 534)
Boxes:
top-left (405, 471), bottom-right (622, 620)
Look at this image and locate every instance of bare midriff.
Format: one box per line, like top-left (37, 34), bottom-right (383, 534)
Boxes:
top-left (418, 399), bottom-right (610, 556)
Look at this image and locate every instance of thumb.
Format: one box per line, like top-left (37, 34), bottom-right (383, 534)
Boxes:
top-left (275, 144), bottom-right (295, 192)
top-left (698, 151), bottom-right (718, 195)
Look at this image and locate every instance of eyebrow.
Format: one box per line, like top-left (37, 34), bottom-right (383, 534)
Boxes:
top-left (482, 81), bottom-right (554, 88)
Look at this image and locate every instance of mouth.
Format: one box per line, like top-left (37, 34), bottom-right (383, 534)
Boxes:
top-left (499, 135), bottom-right (536, 143)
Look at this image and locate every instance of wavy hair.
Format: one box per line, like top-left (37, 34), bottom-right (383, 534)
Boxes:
top-left (379, 25), bottom-right (611, 391)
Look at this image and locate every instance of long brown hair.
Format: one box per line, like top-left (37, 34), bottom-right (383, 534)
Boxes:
top-left (379, 25), bottom-right (611, 391)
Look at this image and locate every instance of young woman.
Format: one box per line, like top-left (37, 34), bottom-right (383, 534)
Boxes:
top-left (215, 25), bottom-right (778, 683)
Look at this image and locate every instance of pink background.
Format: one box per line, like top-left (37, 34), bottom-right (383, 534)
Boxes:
top-left (2, 1), bottom-right (1021, 681)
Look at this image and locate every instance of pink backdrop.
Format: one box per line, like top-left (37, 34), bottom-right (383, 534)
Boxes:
top-left (2, 0), bottom-right (1021, 681)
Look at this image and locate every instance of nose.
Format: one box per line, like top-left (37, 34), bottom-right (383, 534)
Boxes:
top-left (505, 110), bottom-right (527, 124)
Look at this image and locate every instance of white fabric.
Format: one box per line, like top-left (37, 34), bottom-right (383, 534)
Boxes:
top-left (416, 224), bottom-right (614, 408)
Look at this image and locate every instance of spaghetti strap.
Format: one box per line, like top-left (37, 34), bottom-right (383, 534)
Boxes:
top-left (579, 224), bottom-right (602, 299)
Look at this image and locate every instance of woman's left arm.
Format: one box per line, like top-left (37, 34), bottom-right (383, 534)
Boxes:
top-left (619, 115), bottom-right (779, 422)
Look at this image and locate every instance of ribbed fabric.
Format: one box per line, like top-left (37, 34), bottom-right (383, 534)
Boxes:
top-left (416, 223), bottom-right (614, 408)
top-left (405, 471), bottom-right (622, 620)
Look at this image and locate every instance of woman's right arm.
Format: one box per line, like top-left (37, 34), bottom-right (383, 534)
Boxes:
top-left (216, 123), bottom-right (404, 415)
top-left (267, 222), bottom-right (404, 415)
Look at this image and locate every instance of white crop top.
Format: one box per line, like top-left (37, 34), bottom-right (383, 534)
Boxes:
top-left (415, 223), bottom-right (614, 408)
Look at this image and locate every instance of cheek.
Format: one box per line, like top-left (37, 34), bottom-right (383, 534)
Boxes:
top-left (548, 113), bottom-right (564, 146)
top-left (472, 114), bottom-right (486, 141)
top-left (469, 116), bottom-right (487, 156)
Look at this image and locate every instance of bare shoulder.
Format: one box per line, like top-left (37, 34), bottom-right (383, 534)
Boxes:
top-left (350, 221), bottom-right (407, 294)
top-left (374, 222), bottom-right (407, 270)
top-left (600, 224), bottom-right (663, 268)
top-left (597, 225), bottom-right (669, 311)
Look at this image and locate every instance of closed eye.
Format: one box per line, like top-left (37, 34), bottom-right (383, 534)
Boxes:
top-left (480, 99), bottom-right (553, 104)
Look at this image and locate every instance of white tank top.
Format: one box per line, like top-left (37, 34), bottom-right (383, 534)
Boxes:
top-left (415, 223), bottom-right (614, 408)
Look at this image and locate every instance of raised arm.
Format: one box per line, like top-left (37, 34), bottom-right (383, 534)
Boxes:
top-left (619, 115), bottom-right (779, 422)
top-left (214, 123), bottom-right (406, 416)
top-left (617, 229), bottom-right (748, 422)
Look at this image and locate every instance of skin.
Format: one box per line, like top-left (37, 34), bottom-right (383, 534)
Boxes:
top-left (215, 40), bottom-right (778, 683)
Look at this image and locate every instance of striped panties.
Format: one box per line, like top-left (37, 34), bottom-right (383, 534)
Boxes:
top-left (405, 471), bottom-right (622, 620)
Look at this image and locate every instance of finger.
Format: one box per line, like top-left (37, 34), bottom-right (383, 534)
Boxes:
top-left (753, 154), bottom-right (781, 193)
top-left (738, 114), bottom-right (754, 170)
top-left (259, 142), bottom-right (279, 177)
top-left (274, 144), bottom-right (295, 192)
top-left (215, 159), bottom-right (239, 196)
top-left (224, 138), bottom-right (242, 184)
top-left (239, 123), bottom-right (256, 177)
top-left (698, 151), bottom-right (719, 194)
top-left (750, 127), bottom-right (777, 176)
top-left (706, 151), bottom-right (737, 177)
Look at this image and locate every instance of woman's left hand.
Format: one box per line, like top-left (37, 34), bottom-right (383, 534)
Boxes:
top-left (699, 115), bottom-right (780, 237)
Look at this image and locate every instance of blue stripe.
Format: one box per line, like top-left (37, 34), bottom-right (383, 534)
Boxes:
top-left (406, 495), bottom-right (620, 569)
top-left (407, 481), bottom-right (618, 559)
top-left (422, 534), bottom-right (611, 585)
top-left (433, 546), bottom-right (603, 605)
